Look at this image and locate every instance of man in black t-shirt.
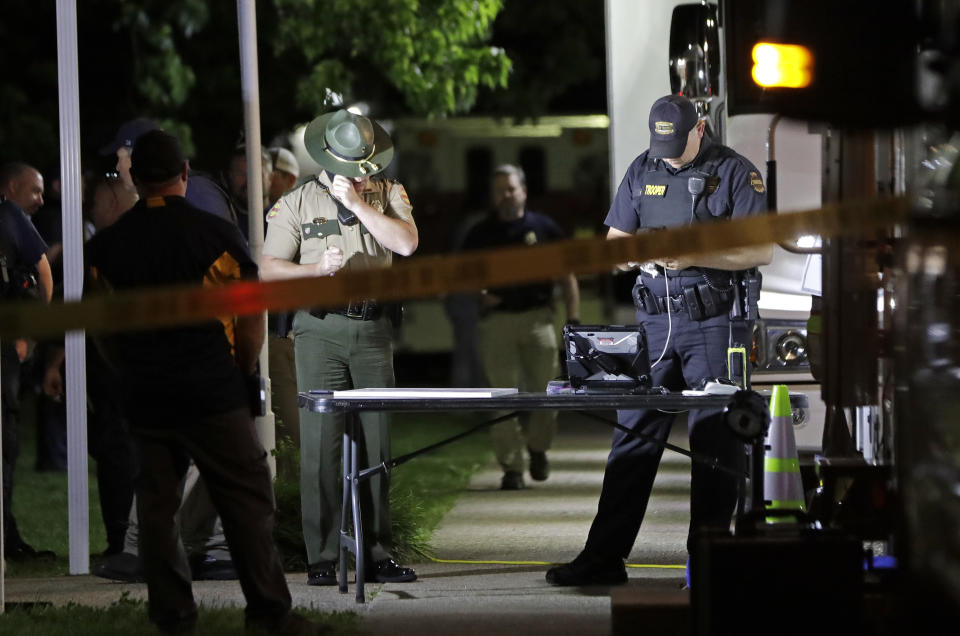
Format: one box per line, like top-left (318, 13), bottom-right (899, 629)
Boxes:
top-left (96, 117), bottom-right (249, 583)
top-left (461, 164), bottom-right (580, 490)
top-left (86, 130), bottom-right (319, 635)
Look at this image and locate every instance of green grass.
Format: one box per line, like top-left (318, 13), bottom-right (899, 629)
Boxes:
top-left (1, 595), bottom-right (361, 635)
top-left (3, 405), bottom-right (492, 632)
top-left (273, 411), bottom-right (494, 568)
top-left (5, 392), bottom-right (109, 578)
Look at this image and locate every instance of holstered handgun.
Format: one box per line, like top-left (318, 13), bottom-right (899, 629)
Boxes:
top-left (387, 302), bottom-right (403, 328)
top-left (631, 281), bottom-right (660, 314)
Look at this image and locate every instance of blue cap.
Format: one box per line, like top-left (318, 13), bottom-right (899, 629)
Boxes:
top-left (648, 95), bottom-right (699, 159)
top-left (100, 117), bottom-right (161, 156)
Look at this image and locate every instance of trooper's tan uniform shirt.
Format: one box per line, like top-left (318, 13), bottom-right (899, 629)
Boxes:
top-left (263, 171), bottom-right (414, 270)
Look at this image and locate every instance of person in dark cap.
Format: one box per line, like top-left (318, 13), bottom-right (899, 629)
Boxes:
top-left (261, 109), bottom-right (418, 586)
top-left (85, 130), bottom-right (322, 634)
top-left (546, 94), bottom-right (773, 587)
top-left (101, 117), bottom-right (240, 228)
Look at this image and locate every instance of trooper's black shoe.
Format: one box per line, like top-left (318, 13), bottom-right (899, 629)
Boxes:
top-left (365, 558), bottom-right (417, 583)
top-left (500, 470), bottom-right (526, 490)
top-left (189, 554), bottom-right (237, 581)
top-left (545, 552), bottom-right (628, 586)
top-left (307, 560), bottom-right (337, 586)
top-left (5, 541), bottom-right (57, 562)
top-left (528, 449), bottom-right (550, 481)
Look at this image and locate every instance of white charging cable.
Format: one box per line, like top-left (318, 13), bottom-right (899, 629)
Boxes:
top-left (649, 273), bottom-right (672, 368)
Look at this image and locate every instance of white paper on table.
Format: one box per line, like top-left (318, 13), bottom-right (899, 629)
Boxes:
top-left (331, 387), bottom-right (519, 399)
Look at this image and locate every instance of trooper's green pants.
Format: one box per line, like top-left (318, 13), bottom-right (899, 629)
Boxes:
top-left (293, 310), bottom-right (395, 565)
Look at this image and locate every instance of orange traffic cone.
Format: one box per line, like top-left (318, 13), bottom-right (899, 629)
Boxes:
top-left (764, 384), bottom-right (806, 522)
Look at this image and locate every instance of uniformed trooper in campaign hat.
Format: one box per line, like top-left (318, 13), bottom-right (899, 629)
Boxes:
top-left (261, 109), bottom-right (418, 587)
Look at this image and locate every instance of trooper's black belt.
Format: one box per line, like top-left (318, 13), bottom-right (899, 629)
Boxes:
top-left (309, 300), bottom-right (382, 321)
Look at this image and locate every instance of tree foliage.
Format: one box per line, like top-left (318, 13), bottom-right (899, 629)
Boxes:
top-left (272, 0), bottom-right (511, 116)
top-left (107, 0), bottom-right (208, 109)
top-left (0, 0), bottom-right (511, 174)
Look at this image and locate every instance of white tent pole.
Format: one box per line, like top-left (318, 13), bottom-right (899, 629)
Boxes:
top-left (237, 0), bottom-right (276, 475)
top-left (56, 0), bottom-right (90, 575)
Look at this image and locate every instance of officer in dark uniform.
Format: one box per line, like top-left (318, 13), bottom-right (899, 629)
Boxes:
top-left (1, 194), bottom-right (54, 561)
top-left (547, 94), bottom-right (772, 586)
top-left (461, 164), bottom-right (580, 491)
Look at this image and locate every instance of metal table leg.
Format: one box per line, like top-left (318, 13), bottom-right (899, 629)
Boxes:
top-left (338, 413), bottom-right (366, 602)
top-left (351, 418), bottom-right (365, 603)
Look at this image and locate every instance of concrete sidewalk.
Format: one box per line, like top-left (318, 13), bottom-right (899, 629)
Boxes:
top-left (362, 413), bottom-right (690, 635)
top-left (5, 413), bottom-right (692, 634)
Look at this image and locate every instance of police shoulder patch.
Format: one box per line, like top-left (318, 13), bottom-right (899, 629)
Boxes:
top-left (266, 200), bottom-right (282, 220)
top-left (398, 184), bottom-right (411, 206)
top-left (749, 171), bottom-right (765, 194)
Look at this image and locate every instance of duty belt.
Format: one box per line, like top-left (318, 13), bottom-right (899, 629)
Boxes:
top-left (634, 283), bottom-right (733, 320)
top-left (310, 300), bottom-right (382, 321)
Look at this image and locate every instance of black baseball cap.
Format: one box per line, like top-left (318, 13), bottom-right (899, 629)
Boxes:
top-left (648, 95), bottom-right (699, 159)
top-left (99, 117), bottom-right (160, 156)
top-left (130, 130), bottom-right (186, 185)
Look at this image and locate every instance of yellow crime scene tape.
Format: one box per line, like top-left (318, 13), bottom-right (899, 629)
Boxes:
top-left (0, 195), bottom-right (909, 340)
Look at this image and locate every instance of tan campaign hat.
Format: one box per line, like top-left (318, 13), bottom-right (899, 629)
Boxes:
top-left (303, 109), bottom-right (394, 178)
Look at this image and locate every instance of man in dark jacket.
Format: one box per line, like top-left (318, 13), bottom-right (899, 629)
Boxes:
top-left (1, 193), bottom-right (54, 561)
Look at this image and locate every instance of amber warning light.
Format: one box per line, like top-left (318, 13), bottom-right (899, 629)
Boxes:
top-left (751, 42), bottom-right (813, 88)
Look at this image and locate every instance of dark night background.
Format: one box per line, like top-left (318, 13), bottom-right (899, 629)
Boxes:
top-left (0, 0), bottom-right (606, 181)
